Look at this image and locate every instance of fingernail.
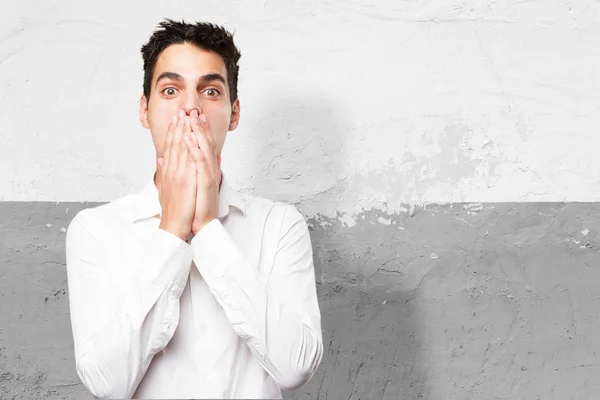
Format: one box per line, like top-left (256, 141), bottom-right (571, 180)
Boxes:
top-left (184, 134), bottom-right (190, 141)
top-left (200, 114), bottom-right (206, 123)
top-left (172, 115), bottom-right (177, 123)
top-left (179, 109), bottom-right (185, 117)
top-left (191, 109), bottom-right (198, 120)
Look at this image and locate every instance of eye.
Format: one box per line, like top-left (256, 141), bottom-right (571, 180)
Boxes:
top-left (162, 87), bottom-right (177, 96)
top-left (205, 88), bottom-right (221, 97)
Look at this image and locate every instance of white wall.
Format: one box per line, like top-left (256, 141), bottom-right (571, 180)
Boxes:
top-left (1, 0), bottom-right (599, 220)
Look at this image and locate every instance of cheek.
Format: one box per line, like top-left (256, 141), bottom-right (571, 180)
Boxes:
top-left (148, 112), bottom-right (175, 155)
top-left (205, 107), bottom-right (230, 144)
top-left (209, 106), bottom-right (231, 131)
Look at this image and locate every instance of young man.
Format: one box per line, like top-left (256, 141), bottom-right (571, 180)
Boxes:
top-left (65, 19), bottom-right (323, 399)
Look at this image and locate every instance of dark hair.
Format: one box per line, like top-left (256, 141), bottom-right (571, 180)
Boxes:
top-left (140, 19), bottom-right (241, 104)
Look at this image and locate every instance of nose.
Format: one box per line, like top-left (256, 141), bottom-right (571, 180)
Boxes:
top-left (180, 90), bottom-right (202, 116)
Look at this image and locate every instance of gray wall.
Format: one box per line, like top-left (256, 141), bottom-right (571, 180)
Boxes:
top-left (1, 202), bottom-right (599, 399)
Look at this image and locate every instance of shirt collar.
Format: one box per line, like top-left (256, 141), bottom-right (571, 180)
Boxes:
top-left (128, 170), bottom-right (246, 223)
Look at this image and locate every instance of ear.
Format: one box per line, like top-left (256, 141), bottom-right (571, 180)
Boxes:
top-left (139, 94), bottom-right (150, 129)
top-left (228, 98), bottom-right (240, 131)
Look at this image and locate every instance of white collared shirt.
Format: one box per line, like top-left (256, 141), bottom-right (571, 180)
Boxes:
top-left (65, 172), bottom-right (323, 399)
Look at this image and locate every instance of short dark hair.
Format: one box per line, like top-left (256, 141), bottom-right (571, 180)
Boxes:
top-left (140, 19), bottom-right (241, 105)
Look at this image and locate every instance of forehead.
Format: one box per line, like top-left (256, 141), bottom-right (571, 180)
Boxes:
top-left (153, 42), bottom-right (227, 82)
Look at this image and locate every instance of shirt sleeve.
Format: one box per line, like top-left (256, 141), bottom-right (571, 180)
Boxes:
top-left (190, 203), bottom-right (323, 391)
top-left (65, 209), bottom-right (193, 399)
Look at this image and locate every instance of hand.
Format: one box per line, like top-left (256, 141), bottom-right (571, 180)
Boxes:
top-left (156, 110), bottom-right (197, 241)
top-left (184, 109), bottom-right (222, 235)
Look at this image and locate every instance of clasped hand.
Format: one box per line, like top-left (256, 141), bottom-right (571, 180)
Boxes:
top-left (156, 109), bottom-right (222, 239)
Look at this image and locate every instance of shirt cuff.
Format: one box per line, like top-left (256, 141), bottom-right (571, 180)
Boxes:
top-left (190, 219), bottom-right (235, 279)
top-left (142, 227), bottom-right (194, 290)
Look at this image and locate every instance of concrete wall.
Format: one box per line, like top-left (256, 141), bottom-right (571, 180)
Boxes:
top-left (1, 1), bottom-right (599, 399)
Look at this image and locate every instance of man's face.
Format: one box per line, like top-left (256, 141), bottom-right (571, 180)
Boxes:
top-left (139, 42), bottom-right (240, 161)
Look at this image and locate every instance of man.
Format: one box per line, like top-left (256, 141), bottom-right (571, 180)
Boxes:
top-left (65, 19), bottom-right (323, 399)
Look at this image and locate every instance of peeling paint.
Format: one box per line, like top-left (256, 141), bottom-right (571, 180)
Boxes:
top-left (377, 216), bottom-right (392, 225)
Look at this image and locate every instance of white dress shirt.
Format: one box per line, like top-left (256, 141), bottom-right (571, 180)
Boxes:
top-left (65, 171), bottom-right (323, 399)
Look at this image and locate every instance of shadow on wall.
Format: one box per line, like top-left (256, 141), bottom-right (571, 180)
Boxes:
top-left (292, 211), bottom-right (427, 400)
top-left (240, 93), bottom-right (425, 399)
top-left (238, 91), bottom-right (348, 207)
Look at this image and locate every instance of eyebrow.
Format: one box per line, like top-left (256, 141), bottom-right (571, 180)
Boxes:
top-left (155, 71), bottom-right (226, 87)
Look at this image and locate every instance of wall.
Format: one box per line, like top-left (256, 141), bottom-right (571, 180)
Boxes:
top-left (1, 1), bottom-right (599, 399)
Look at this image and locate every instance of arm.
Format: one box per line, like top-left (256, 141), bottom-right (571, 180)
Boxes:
top-left (190, 203), bottom-right (324, 391)
top-left (65, 209), bottom-right (193, 399)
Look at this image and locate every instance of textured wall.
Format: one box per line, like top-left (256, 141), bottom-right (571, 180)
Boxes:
top-left (1, 1), bottom-right (599, 207)
top-left (2, 202), bottom-right (600, 399)
top-left (1, 0), bottom-right (600, 399)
